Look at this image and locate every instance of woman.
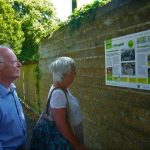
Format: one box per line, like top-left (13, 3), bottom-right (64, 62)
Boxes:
top-left (48, 56), bottom-right (86, 150)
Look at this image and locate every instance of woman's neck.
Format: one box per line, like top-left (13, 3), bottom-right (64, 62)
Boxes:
top-left (53, 82), bottom-right (67, 90)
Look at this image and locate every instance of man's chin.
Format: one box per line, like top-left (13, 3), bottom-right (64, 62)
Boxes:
top-left (13, 75), bottom-right (20, 80)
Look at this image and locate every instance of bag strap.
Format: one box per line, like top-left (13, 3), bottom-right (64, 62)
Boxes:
top-left (45, 87), bottom-right (69, 116)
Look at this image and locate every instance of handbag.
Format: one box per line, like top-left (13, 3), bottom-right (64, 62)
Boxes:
top-left (30, 87), bottom-right (71, 150)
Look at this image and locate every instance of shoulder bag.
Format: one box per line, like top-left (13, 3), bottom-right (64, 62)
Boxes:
top-left (30, 87), bottom-right (71, 150)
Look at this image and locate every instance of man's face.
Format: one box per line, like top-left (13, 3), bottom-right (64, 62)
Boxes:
top-left (0, 49), bottom-right (21, 81)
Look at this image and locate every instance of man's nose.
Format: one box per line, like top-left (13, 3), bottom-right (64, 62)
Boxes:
top-left (17, 61), bottom-right (22, 67)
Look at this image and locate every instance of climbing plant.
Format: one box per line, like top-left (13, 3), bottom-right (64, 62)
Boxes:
top-left (34, 64), bottom-right (41, 113)
top-left (58, 0), bottom-right (111, 31)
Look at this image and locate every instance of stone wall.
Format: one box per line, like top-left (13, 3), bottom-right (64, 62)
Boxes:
top-left (39, 0), bottom-right (150, 149)
top-left (16, 0), bottom-right (150, 149)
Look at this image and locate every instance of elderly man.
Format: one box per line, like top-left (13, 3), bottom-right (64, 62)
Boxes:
top-left (0, 46), bottom-right (26, 150)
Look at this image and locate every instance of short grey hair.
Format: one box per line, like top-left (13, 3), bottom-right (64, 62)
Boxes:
top-left (0, 45), bottom-right (8, 67)
top-left (0, 56), bottom-right (3, 69)
top-left (49, 57), bottom-right (76, 83)
top-left (0, 55), bottom-right (3, 62)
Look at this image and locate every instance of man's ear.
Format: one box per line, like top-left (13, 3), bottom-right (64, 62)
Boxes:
top-left (0, 63), bottom-right (3, 70)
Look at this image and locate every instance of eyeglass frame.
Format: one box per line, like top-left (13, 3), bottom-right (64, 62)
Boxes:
top-left (0, 60), bottom-right (21, 64)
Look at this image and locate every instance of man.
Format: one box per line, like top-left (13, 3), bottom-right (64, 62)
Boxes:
top-left (0, 46), bottom-right (26, 150)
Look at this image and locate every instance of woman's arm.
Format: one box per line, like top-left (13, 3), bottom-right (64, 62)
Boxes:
top-left (51, 108), bottom-right (86, 150)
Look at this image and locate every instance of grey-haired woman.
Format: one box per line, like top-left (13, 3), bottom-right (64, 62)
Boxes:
top-left (48, 57), bottom-right (86, 150)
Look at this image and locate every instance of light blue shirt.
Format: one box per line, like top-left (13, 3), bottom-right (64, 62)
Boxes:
top-left (0, 83), bottom-right (26, 150)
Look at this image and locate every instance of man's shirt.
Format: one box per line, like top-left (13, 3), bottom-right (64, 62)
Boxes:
top-left (0, 83), bottom-right (26, 150)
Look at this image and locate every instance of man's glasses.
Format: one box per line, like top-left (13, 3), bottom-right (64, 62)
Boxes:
top-left (0, 60), bottom-right (20, 64)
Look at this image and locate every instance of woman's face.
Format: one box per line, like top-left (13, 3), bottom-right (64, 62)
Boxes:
top-left (63, 69), bottom-right (76, 87)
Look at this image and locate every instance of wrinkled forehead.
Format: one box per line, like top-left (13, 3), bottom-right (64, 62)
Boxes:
top-left (0, 48), bottom-right (16, 61)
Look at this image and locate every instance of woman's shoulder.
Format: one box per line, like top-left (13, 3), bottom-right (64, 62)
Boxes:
top-left (50, 87), bottom-right (68, 108)
top-left (52, 88), bottom-right (66, 94)
top-left (50, 88), bottom-right (67, 98)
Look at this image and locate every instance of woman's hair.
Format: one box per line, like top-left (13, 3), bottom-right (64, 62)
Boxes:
top-left (49, 57), bottom-right (76, 83)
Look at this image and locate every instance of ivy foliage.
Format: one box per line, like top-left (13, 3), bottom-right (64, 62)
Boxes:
top-left (0, 0), bottom-right (111, 62)
top-left (12, 0), bottom-right (59, 62)
top-left (58, 0), bottom-right (111, 31)
top-left (0, 0), bottom-right (24, 54)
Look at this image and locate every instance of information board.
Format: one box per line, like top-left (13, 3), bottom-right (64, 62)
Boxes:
top-left (105, 30), bottom-right (150, 90)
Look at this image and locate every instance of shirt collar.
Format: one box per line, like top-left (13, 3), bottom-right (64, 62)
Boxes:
top-left (0, 83), bottom-right (16, 97)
